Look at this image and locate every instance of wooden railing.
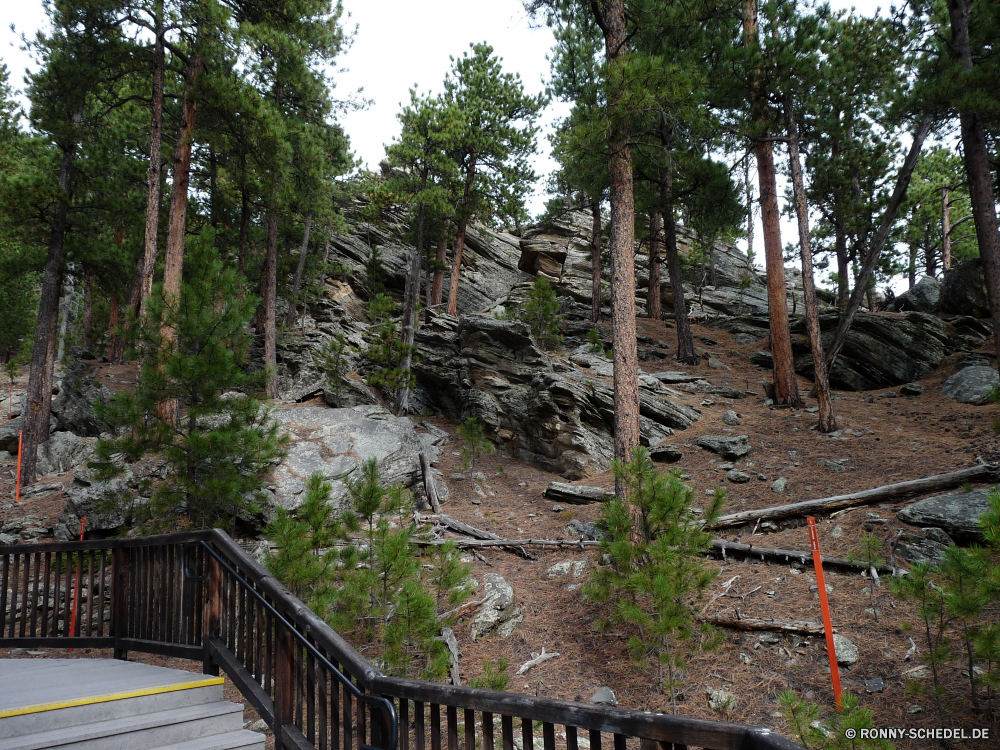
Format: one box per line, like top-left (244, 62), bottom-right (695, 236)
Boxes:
top-left (0, 531), bottom-right (803, 750)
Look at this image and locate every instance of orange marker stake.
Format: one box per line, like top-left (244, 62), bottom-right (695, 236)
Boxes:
top-left (15, 430), bottom-right (22, 503)
top-left (68, 517), bottom-right (86, 649)
top-left (808, 516), bottom-right (843, 709)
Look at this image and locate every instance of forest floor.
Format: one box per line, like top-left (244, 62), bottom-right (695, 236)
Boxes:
top-left (3, 316), bottom-right (1000, 749)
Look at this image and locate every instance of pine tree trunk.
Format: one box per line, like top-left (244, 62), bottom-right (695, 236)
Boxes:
top-left (284, 216), bottom-right (312, 327)
top-left (925, 228), bottom-right (936, 277)
top-left (238, 155), bottom-right (249, 277)
top-left (744, 0), bottom-right (799, 406)
top-left (80, 269), bottom-right (93, 351)
top-left (648, 212), bottom-right (662, 321)
top-left (591, 198), bottom-right (602, 323)
top-left (942, 186), bottom-right (952, 273)
top-left (431, 236), bottom-right (447, 308)
top-left (396, 198), bottom-right (425, 416)
top-left (22, 127), bottom-right (81, 485)
top-left (908, 245), bottom-right (917, 288)
top-left (447, 217), bottom-right (468, 317)
top-left (662, 177), bottom-right (697, 365)
top-left (263, 204), bottom-right (279, 399)
top-left (138, 3), bottom-right (164, 319)
top-left (599, 0), bottom-right (641, 496)
top-left (824, 117), bottom-right (931, 370)
top-left (109, 228), bottom-right (128, 365)
top-left (947, 0), bottom-right (1000, 362)
top-left (835, 221), bottom-right (849, 308)
top-left (108, 297), bottom-right (120, 356)
top-left (159, 53), bottom-right (203, 425)
top-left (784, 92), bottom-right (836, 433)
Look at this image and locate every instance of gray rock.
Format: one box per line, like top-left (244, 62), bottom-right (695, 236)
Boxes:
top-left (589, 687), bottom-right (617, 706)
top-left (900, 383), bottom-right (924, 396)
top-left (269, 405), bottom-right (444, 510)
top-left (894, 527), bottom-right (953, 566)
top-left (546, 560), bottom-right (587, 579)
top-left (727, 470), bottom-right (752, 484)
top-left (722, 410), bottom-right (742, 426)
top-left (649, 444), bottom-right (683, 463)
top-left (819, 459), bottom-right (846, 473)
top-left (565, 519), bottom-right (604, 541)
top-left (954, 353), bottom-right (993, 371)
top-left (942, 366), bottom-right (998, 405)
top-left (62, 477), bottom-right (134, 533)
top-left (469, 573), bottom-right (523, 640)
top-left (940, 259), bottom-right (991, 317)
top-left (706, 688), bottom-right (737, 713)
top-left (650, 371), bottom-right (704, 384)
top-left (20, 483), bottom-right (64, 501)
top-left (865, 678), bottom-right (885, 694)
top-left (50, 361), bottom-right (114, 436)
top-left (898, 489), bottom-right (994, 542)
top-left (36, 432), bottom-right (95, 476)
top-left (889, 276), bottom-right (940, 313)
top-left (697, 435), bottom-right (750, 460)
top-left (833, 634), bottom-right (859, 666)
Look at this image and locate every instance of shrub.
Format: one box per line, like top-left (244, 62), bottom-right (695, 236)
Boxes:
top-left (521, 277), bottom-right (562, 350)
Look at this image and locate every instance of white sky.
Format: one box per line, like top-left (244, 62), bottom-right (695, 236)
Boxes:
top-left (2, 0), bottom-right (898, 288)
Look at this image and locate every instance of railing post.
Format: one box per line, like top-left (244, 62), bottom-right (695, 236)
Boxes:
top-left (203, 553), bottom-right (221, 676)
top-left (275, 626), bottom-right (295, 750)
top-left (112, 548), bottom-right (130, 660)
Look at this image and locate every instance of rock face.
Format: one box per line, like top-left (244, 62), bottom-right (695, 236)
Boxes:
top-left (940, 259), bottom-right (991, 317)
top-left (941, 366), bottom-right (998, 405)
top-left (833, 634), bottom-right (859, 666)
top-left (36, 432), bottom-right (94, 476)
top-left (898, 489), bottom-right (994, 542)
top-left (894, 527), bottom-right (953, 566)
top-left (269, 405), bottom-right (446, 510)
top-left (698, 435), bottom-right (750, 460)
top-left (888, 276), bottom-right (940, 313)
top-left (413, 315), bottom-right (699, 479)
top-left (735, 310), bottom-right (992, 391)
top-left (469, 573), bottom-right (522, 640)
top-left (51, 360), bottom-right (114, 436)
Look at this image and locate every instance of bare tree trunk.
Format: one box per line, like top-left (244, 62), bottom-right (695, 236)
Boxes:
top-left (159, 53), bottom-right (203, 424)
top-left (591, 198), bottom-right (602, 323)
top-left (784, 92), bottom-right (836, 433)
top-left (447, 218), bottom-right (468, 317)
top-left (744, 0), bottom-right (799, 406)
top-left (824, 117), bottom-right (931, 371)
top-left (599, 0), bottom-right (641, 497)
top-left (947, 0), bottom-right (1000, 363)
top-left (284, 215), bottom-right (312, 327)
top-left (396, 198), bottom-right (425, 416)
top-left (648, 211), bottom-right (662, 320)
top-left (80, 269), bottom-right (93, 351)
top-left (908, 244), bottom-right (917, 289)
top-left (662, 176), bottom-right (697, 365)
top-left (22, 125), bottom-right (81, 485)
top-left (56, 271), bottom-right (73, 364)
top-left (263, 204), bottom-right (279, 399)
top-left (138, 3), bottom-right (164, 319)
top-left (431, 236), bottom-right (447, 309)
top-left (942, 186), bottom-right (952, 273)
top-left (744, 158), bottom-right (754, 263)
top-left (834, 220), bottom-right (849, 308)
top-left (109, 228), bottom-right (128, 365)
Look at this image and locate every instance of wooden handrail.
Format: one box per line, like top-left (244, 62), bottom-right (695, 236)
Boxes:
top-left (0, 532), bottom-right (804, 750)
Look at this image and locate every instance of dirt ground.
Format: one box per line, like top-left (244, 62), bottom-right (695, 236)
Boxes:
top-left (4, 317), bottom-right (1000, 749)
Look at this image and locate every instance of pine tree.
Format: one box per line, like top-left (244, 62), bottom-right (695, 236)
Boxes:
top-left (520, 277), bottom-right (563, 350)
top-left (91, 232), bottom-right (287, 532)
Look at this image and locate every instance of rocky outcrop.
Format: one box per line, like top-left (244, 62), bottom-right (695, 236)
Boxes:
top-left (888, 276), bottom-right (940, 313)
top-left (412, 315), bottom-right (699, 479)
top-left (942, 366), bottom-right (998, 405)
top-left (268, 405), bottom-right (447, 511)
top-left (898, 488), bottom-right (994, 543)
top-left (940, 259), bottom-right (990, 317)
top-left (469, 573), bottom-right (522, 640)
top-left (733, 310), bottom-right (992, 391)
top-left (36, 432), bottom-right (95, 476)
top-left (50, 360), bottom-right (114, 436)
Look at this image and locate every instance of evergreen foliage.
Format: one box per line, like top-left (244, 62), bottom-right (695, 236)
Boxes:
top-left (91, 232), bottom-right (286, 532)
top-left (779, 690), bottom-right (893, 750)
top-left (362, 293), bottom-right (415, 405)
top-left (584, 447), bottom-right (725, 712)
top-left (520, 277), bottom-right (563, 350)
top-left (457, 417), bottom-right (495, 475)
top-left (265, 461), bottom-right (472, 679)
top-left (314, 333), bottom-right (353, 407)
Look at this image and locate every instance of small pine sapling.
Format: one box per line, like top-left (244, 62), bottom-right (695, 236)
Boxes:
top-left (469, 658), bottom-right (511, 691)
top-left (363, 294), bottom-right (416, 404)
top-left (586, 328), bottom-right (611, 358)
top-left (850, 532), bottom-right (885, 621)
top-left (780, 690), bottom-right (894, 750)
top-left (457, 417), bottom-right (494, 477)
top-left (315, 334), bottom-right (353, 406)
top-left (584, 447), bottom-right (725, 714)
top-left (940, 543), bottom-right (988, 712)
top-left (778, 690), bottom-right (824, 750)
top-left (520, 277), bottom-right (563, 350)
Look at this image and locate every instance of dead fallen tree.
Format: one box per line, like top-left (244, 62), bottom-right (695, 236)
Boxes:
top-left (414, 512), bottom-right (535, 559)
top-left (706, 463), bottom-right (999, 530)
top-left (415, 536), bottom-right (601, 550)
top-left (543, 482), bottom-right (614, 504)
top-left (709, 539), bottom-right (893, 575)
top-left (699, 614), bottom-right (827, 636)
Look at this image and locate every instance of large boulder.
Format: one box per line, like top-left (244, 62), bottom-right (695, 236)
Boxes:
top-left (940, 259), bottom-right (991, 317)
top-left (942, 366), bottom-right (998, 405)
top-left (889, 276), bottom-right (940, 313)
top-left (469, 573), bottom-right (522, 640)
top-left (269, 405), bottom-right (446, 510)
top-left (36, 432), bottom-right (95, 476)
top-left (898, 488), bottom-right (994, 543)
top-left (50, 360), bottom-right (114, 436)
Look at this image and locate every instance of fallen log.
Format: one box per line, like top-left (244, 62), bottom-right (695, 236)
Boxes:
top-left (706, 463), bottom-right (999, 530)
top-left (699, 614), bottom-right (827, 636)
top-left (419, 451), bottom-right (443, 514)
top-left (543, 482), bottom-right (614, 505)
top-left (516, 647), bottom-right (560, 675)
top-left (709, 539), bottom-right (893, 575)
top-left (415, 537), bottom-right (601, 549)
top-left (415, 512), bottom-right (534, 559)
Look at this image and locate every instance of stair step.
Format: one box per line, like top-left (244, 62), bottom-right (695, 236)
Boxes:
top-left (147, 729), bottom-right (265, 750)
top-left (0, 701), bottom-right (245, 750)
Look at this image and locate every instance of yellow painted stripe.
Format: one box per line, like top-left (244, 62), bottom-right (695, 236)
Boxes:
top-left (0, 677), bottom-right (224, 718)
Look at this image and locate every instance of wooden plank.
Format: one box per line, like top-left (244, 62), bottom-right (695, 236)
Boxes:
top-left (414, 700), bottom-right (425, 750)
top-left (464, 708), bottom-right (475, 750)
top-left (589, 731), bottom-right (600, 750)
top-left (28, 552), bottom-right (40, 637)
top-left (276, 627), bottom-right (295, 750)
top-left (17, 551), bottom-right (28, 637)
top-left (483, 711), bottom-right (494, 750)
top-left (501, 715), bottom-right (513, 750)
top-left (447, 704), bottom-right (458, 750)
top-left (543, 722), bottom-right (555, 750)
top-left (0, 553), bottom-right (9, 638)
top-left (0, 636), bottom-right (115, 649)
top-left (522, 716), bottom-right (532, 750)
top-left (708, 539), bottom-right (892, 574)
top-left (281, 724), bottom-right (316, 750)
top-left (565, 726), bottom-right (577, 750)
top-left (117, 638), bottom-right (203, 660)
top-left (397, 698), bottom-right (407, 750)
top-left (40, 552), bottom-right (51, 638)
top-left (430, 702), bottom-right (441, 750)
top-left (209, 636), bottom-right (275, 726)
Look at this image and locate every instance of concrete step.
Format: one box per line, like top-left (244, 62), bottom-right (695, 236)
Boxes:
top-left (0, 701), bottom-right (245, 750)
top-left (147, 729), bottom-right (266, 750)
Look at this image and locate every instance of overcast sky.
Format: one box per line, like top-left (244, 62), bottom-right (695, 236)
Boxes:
top-left (2, 0), bottom-right (891, 282)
